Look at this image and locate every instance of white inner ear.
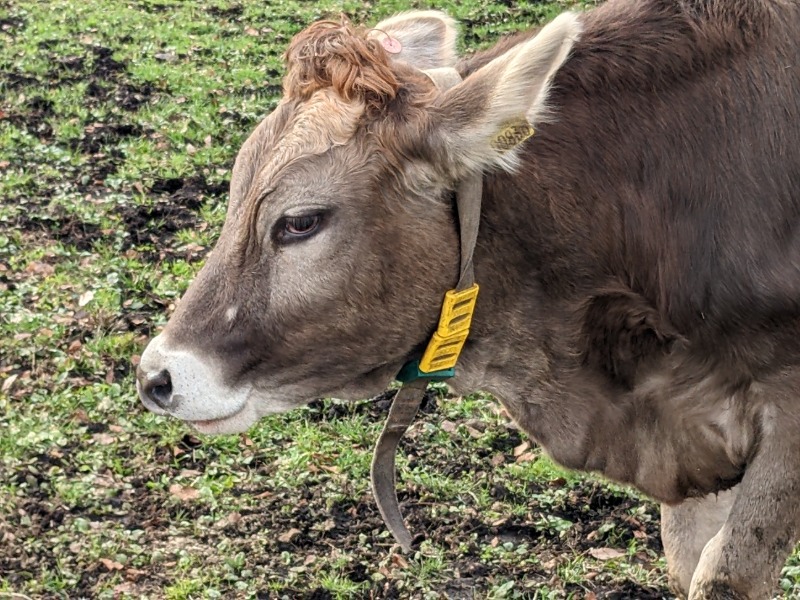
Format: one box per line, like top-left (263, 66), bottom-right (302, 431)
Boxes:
top-left (370, 10), bottom-right (458, 70)
top-left (438, 11), bottom-right (583, 174)
top-left (486, 12), bottom-right (582, 125)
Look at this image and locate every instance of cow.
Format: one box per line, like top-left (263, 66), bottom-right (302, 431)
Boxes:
top-left (136, 1), bottom-right (800, 597)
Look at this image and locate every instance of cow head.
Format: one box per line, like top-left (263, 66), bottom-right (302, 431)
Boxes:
top-left (136, 10), bottom-right (581, 433)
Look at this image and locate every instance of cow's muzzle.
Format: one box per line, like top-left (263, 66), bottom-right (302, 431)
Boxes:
top-left (135, 333), bottom-right (253, 426)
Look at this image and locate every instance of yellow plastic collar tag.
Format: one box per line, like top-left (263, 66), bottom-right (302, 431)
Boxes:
top-left (419, 284), bottom-right (480, 373)
top-left (491, 118), bottom-right (535, 151)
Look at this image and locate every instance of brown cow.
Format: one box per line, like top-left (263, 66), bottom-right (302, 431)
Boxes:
top-left (136, 1), bottom-right (800, 597)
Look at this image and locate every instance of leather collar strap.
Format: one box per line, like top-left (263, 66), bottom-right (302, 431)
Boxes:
top-left (370, 67), bottom-right (483, 552)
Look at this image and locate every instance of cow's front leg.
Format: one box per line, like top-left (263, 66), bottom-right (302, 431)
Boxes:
top-left (661, 489), bottom-right (737, 598)
top-left (688, 404), bottom-right (800, 599)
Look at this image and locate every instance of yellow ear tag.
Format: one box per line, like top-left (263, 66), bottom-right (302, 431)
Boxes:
top-left (419, 284), bottom-right (480, 373)
top-left (491, 118), bottom-right (535, 151)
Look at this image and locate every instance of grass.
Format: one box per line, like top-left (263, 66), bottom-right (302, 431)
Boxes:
top-left (1, 0), bottom-right (798, 598)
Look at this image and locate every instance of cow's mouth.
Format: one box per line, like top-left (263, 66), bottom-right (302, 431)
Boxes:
top-left (190, 418), bottom-right (228, 432)
top-left (186, 401), bottom-right (257, 435)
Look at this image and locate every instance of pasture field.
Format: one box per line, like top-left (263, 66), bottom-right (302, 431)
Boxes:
top-left (1, 0), bottom-right (798, 598)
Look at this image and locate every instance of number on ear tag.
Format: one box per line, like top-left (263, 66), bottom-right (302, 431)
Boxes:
top-left (491, 118), bottom-right (535, 151)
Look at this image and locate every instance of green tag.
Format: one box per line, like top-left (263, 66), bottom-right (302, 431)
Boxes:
top-left (491, 118), bottom-right (535, 151)
top-left (396, 359), bottom-right (454, 383)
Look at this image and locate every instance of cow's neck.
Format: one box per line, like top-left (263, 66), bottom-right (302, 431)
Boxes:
top-left (447, 171), bottom-right (752, 504)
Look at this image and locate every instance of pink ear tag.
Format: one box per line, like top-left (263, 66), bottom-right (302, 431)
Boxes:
top-left (381, 36), bottom-right (402, 54)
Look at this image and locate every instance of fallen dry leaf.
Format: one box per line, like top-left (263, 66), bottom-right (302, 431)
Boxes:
top-left (440, 420), bottom-right (457, 433)
top-left (169, 484), bottom-right (200, 501)
top-left (25, 261), bottom-right (55, 276)
top-left (113, 582), bottom-right (134, 594)
top-left (515, 451), bottom-right (536, 463)
top-left (320, 519), bottom-right (336, 532)
top-left (71, 409), bottom-right (90, 423)
top-left (541, 557), bottom-right (558, 570)
top-left (278, 528), bottom-right (301, 543)
top-left (99, 557), bottom-right (124, 571)
top-left (465, 426), bottom-right (484, 439)
top-left (214, 512), bottom-right (242, 528)
top-left (125, 568), bottom-right (147, 581)
top-left (92, 433), bottom-right (115, 445)
top-left (513, 441), bottom-right (530, 457)
top-left (78, 290), bottom-right (94, 307)
top-left (1, 374), bottom-right (18, 393)
top-left (391, 554), bottom-right (409, 569)
top-left (588, 547), bottom-right (626, 561)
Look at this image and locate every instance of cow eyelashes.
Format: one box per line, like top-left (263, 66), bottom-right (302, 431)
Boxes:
top-left (285, 215), bottom-right (320, 235)
top-left (275, 213), bottom-right (324, 243)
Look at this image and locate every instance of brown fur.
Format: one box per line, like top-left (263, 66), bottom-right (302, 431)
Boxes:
top-left (284, 17), bottom-right (400, 111)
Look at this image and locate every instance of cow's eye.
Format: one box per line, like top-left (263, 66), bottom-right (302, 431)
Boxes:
top-left (278, 214), bottom-right (322, 242)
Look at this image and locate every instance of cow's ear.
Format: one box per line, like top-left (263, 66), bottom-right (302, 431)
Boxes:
top-left (433, 12), bottom-right (581, 175)
top-left (369, 11), bottom-right (458, 70)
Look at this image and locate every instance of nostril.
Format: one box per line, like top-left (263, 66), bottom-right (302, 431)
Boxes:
top-left (145, 369), bottom-right (173, 409)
